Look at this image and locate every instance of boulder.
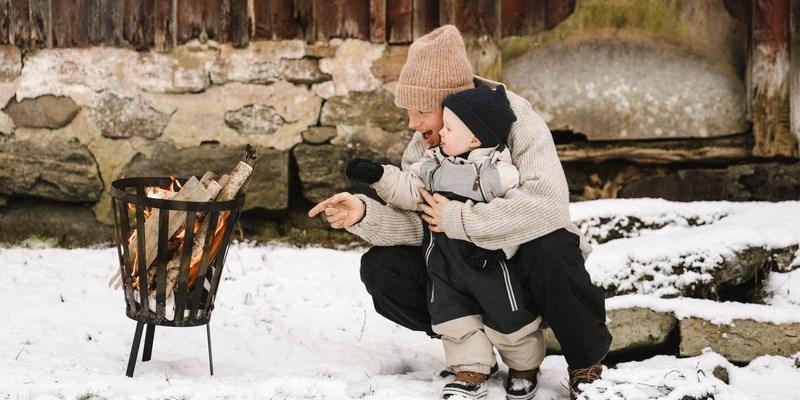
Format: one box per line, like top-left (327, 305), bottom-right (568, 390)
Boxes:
top-left (680, 318), bottom-right (800, 363)
top-left (544, 307), bottom-right (677, 354)
top-left (0, 137), bottom-right (102, 202)
top-left (123, 142), bottom-right (289, 211)
top-left (0, 197), bottom-right (113, 247)
top-left (4, 96), bottom-right (81, 129)
top-left (88, 91), bottom-right (172, 139)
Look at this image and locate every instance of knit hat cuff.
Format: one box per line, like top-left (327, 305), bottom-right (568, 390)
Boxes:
top-left (394, 82), bottom-right (475, 112)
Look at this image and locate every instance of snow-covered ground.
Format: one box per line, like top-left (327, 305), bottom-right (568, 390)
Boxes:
top-left (1, 199), bottom-right (799, 400)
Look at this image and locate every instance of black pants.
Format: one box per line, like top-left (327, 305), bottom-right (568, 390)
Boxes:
top-left (360, 228), bottom-right (612, 369)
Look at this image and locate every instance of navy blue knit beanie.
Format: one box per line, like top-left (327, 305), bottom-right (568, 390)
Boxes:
top-left (442, 85), bottom-right (517, 148)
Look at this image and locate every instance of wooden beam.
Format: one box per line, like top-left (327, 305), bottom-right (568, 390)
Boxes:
top-left (749, 0), bottom-right (794, 157)
top-left (154, 0), bottom-right (175, 51)
top-left (29, 0), bottom-right (50, 48)
top-left (227, 0), bottom-right (249, 47)
top-left (370, 0), bottom-right (386, 42)
top-left (387, 0), bottom-right (411, 43)
top-left (502, 0), bottom-right (545, 37)
top-left (439, 0), bottom-right (454, 26)
top-left (556, 135), bottom-right (753, 165)
top-left (124, 0), bottom-right (155, 50)
top-left (791, 0), bottom-right (800, 156)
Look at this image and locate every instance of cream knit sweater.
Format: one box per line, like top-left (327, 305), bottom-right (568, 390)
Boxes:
top-left (347, 77), bottom-right (592, 260)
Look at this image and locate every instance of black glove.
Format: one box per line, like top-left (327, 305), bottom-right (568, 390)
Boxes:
top-left (345, 158), bottom-right (384, 184)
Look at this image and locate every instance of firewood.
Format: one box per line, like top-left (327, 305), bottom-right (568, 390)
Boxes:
top-left (139, 176), bottom-right (214, 275)
top-left (161, 160), bottom-right (254, 297)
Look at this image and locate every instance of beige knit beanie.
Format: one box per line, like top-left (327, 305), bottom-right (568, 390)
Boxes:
top-left (394, 25), bottom-right (474, 112)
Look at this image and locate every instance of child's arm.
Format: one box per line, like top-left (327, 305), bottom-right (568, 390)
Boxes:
top-left (372, 163), bottom-right (426, 210)
top-left (345, 157), bottom-right (429, 211)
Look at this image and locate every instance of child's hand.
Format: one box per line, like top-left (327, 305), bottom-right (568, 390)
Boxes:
top-left (345, 158), bottom-right (384, 184)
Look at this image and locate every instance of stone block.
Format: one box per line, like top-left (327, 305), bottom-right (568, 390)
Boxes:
top-left (302, 127), bottom-right (337, 144)
top-left (544, 307), bottom-right (677, 354)
top-left (680, 317), bottom-right (800, 363)
top-left (0, 46), bottom-right (21, 81)
top-left (211, 42), bottom-right (328, 84)
top-left (225, 104), bottom-right (285, 136)
top-left (320, 89), bottom-right (407, 132)
top-left (4, 96), bottom-right (81, 129)
top-left (0, 137), bottom-right (102, 202)
top-left (123, 142), bottom-right (289, 211)
top-left (88, 91), bottom-right (172, 139)
top-left (0, 198), bottom-right (113, 247)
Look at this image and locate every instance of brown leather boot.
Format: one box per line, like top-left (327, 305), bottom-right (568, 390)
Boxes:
top-left (568, 363), bottom-right (603, 400)
top-left (442, 371), bottom-right (488, 399)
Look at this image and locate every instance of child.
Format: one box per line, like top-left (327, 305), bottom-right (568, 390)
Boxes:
top-left (346, 85), bottom-right (543, 400)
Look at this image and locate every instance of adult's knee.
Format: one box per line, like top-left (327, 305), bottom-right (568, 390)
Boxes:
top-left (360, 245), bottom-right (426, 295)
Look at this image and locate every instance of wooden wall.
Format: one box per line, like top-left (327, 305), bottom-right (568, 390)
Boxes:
top-left (0, 0), bottom-right (576, 52)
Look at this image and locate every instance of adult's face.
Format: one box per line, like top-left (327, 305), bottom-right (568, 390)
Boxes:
top-left (406, 108), bottom-right (444, 147)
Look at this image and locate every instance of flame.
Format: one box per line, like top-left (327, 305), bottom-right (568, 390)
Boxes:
top-left (124, 176), bottom-right (230, 293)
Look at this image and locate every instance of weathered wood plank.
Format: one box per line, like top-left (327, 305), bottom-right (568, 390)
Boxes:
top-left (370, 0), bottom-right (386, 42)
top-left (342, 0), bottom-right (369, 39)
top-left (0, 0), bottom-right (10, 45)
top-left (295, 0), bottom-right (313, 41)
top-left (177, 0), bottom-right (223, 44)
top-left (502, 0), bottom-right (545, 37)
top-left (412, 0), bottom-right (437, 39)
top-left (455, 0), bottom-right (499, 39)
top-left (387, 0), bottom-right (411, 43)
top-left (545, 0), bottom-right (575, 29)
top-left (227, 0), bottom-right (248, 46)
top-left (314, 0), bottom-right (369, 41)
top-left (791, 0), bottom-right (800, 156)
top-left (124, 0), bottom-right (156, 50)
top-left (9, 0), bottom-right (31, 48)
top-left (29, 0), bottom-right (50, 48)
top-left (750, 0), bottom-right (794, 157)
top-left (154, 0), bottom-right (175, 51)
top-left (556, 134), bottom-right (753, 164)
top-left (439, 0), bottom-right (454, 26)
top-left (254, 0), bottom-right (300, 39)
top-left (314, 0), bottom-right (340, 41)
top-left (90, 0), bottom-right (123, 46)
top-left (52, 0), bottom-right (90, 47)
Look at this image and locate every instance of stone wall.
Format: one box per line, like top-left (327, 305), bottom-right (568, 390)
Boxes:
top-left (0, 3), bottom-right (799, 246)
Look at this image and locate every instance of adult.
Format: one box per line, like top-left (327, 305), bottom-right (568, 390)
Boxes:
top-left (308, 25), bottom-right (611, 400)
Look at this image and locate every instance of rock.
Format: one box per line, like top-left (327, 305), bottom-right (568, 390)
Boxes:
top-left (318, 39), bottom-right (384, 96)
top-left (370, 45), bottom-right (407, 83)
top-left (544, 307), bottom-right (677, 354)
top-left (88, 91), bottom-right (172, 139)
top-left (211, 42), bottom-right (328, 84)
top-left (293, 143), bottom-right (398, 204)
top-left (0, 197), bottom-right (113, 247)
top-left (123, 142), bottom-right (289, 211)
top-left (726, 163), bottom-right (800, 201)
top-left (320, 89), bottom-right (407, 132)
top-left (0, 137), bottom-right (102, 202)
top-left (619, 169), bottom-right (729, 201)
top-left (679, 317), bottom-right (800, 363)
top-left (146, 82), bottom-right (320, 151)
top-left (502, 37), bottom-right (748, 140)
top-left (302, 127), bottom-right (337, 144)
top-left (224, 104), bottom-right (285, 136)
top-left (331, 125), bottom-right (412, 166)
top-left (0, 46), bottom-right (22, 81)
top-left (4, 96), bottom-right (81, 129)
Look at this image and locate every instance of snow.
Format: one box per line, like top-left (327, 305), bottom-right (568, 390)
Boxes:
top-left (1, 199), bottom-right (800, 399)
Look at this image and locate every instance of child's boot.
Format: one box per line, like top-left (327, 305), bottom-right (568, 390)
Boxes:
top-left (441, 371), bottom-right (488, 399)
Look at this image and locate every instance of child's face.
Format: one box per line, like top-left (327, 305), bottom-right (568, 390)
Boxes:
top-left (440, 108), bottom-right (480, 156)
top-left (406, 109), bottom-right (444, 147)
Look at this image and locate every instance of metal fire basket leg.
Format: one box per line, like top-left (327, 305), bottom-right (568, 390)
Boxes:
top-left (112, 177), bottom-right (244, 377)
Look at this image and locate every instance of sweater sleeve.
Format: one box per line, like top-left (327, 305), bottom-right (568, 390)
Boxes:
top-left (345, 194), bottom-right (424, 246)
top-left (441, 90), bottom-right (573, 250)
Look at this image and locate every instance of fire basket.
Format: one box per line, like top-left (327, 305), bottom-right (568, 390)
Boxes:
top-left (110, 176), bottom-right (246, 377)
